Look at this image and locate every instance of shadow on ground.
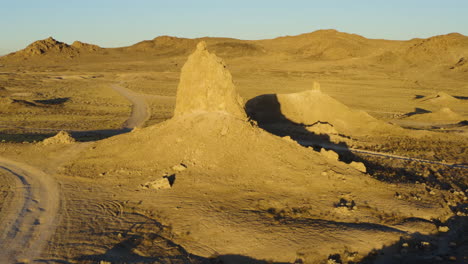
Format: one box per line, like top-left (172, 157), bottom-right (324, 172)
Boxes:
top-left (403, 107), bottom-right (431, 117)
top-left (76, 233), bottom-right (292, 264)
top-left (34, 97), bottom-right (70, 105)
top-left (358, 216), bottom-right (467, 264)
top-left (0, 128), bottom-right (131, 143)
top-left (55, 216), bottom-right (468, 264)
top-left (245, 93), bottom-right (350, 151)
top-left (245, 93), bottom-right (466, 191)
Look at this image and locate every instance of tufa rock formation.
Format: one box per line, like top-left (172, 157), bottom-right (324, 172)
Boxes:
top-left (173, 41), bottom-right (246, 119)
top-left (66, 41), bottom-right (453, 262)
top-left (246, 82), bottom-right (399, 137)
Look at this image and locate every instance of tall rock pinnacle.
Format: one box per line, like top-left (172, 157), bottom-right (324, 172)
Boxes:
top-left (174, 41), bottom-right (246, 119)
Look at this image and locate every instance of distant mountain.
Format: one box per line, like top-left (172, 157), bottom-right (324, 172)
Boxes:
top-left (1, 30), bottom-right (466, 66)
top-left (126, 35), bottom-right (266, 57)
top-left (257, 29), bottom-right (400, 60)
top-left (128, 36), bottom-right (197, 55)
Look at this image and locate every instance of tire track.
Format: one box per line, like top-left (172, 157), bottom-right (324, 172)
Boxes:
top-left (0, 157), bottom-right (60, 263)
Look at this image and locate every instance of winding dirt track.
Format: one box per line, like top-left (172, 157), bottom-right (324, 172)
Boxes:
top-left (0, 157), bottom-right (60, 263)
top-left (110, 84), bottom-right (150, 128)
top-left (0, 83), bottom-right (150, 262)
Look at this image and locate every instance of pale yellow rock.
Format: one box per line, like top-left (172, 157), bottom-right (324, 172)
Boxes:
top-left (42, 131), bottom-right (75, 145)
top-left (174, 41), bottom-right (246, 119)
top-left (142, 178), bottom-right (171, 190)
top-left (320, 148), bottom-right (339, 161)
top-left (350, 161), bottom-right (367, 173)
top-left (438, 226), bottom-right (449, 232)
top-left (312, 81), bottom-right (321, 91)
top-left (172, 164), bottom-right (187, 172)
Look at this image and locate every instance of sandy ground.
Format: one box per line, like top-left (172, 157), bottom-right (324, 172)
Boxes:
top-left (0, 31), bottom-right (467, 263)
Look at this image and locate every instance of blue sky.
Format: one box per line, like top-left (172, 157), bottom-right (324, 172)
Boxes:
top-left (1, 0), bottom-right (467, 54)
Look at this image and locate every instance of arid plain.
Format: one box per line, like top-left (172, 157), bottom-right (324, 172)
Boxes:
top-left (0, 30), bottom-right (467, 264)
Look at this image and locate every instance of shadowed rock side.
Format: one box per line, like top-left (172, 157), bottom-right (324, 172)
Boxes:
top-left (65, 42), bottom-right (454, 263)
top-left (174, 41), bottom-right (246, 119)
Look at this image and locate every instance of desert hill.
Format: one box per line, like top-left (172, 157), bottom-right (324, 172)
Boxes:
top-left (404, 33), bottom-right (468, 65)
top-left (64, 41), bottom-right (454, 262)
top-left (3, 37), bottom-right (101, 60)
top-left (125, 35), bottom-right (266, 57)
top-left (2, 30), bottom-right (466, 65)
top-left (126, 35), bottom-right (197, 55)
top-left (257, 29), bottom-right (398, 60)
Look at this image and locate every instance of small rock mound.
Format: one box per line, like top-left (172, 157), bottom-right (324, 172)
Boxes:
top-left (42, 131), bottom-right (75, 145)
top-left (418, 92), bottom-right (460, 105)
top-left (404, 107), bottom-right (465, 123)
top-left (174, 41), bottom-right (246, 119)
top-left (246, 82), bottom-right (398, 136)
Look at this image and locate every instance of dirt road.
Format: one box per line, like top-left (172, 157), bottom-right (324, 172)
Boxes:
top-left (111, 84), bottom-right (150, 128)
top-left (0, 157), bottom-right (60, 263)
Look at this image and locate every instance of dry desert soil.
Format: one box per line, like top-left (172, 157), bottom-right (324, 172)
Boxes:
top-left (0, 30), bottom-right (467, 264)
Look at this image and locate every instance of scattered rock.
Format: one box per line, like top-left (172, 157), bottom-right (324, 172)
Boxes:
top-left (420, 241), bottom-right (430, 248)
top-left (172, 163), bottom-right (187, 172)
top-left (41, 131), bottom-right (75, 145)
top-left (141, 177), bottom-right (172, 190)
top-left (349, 161), bottom-right (366, 173)
top-left (320, 148), bottom-right (339, 161)
top-left (438, 226), bottom-right (449, 232)
top-left (282, 135), bottom-right (296, 143)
